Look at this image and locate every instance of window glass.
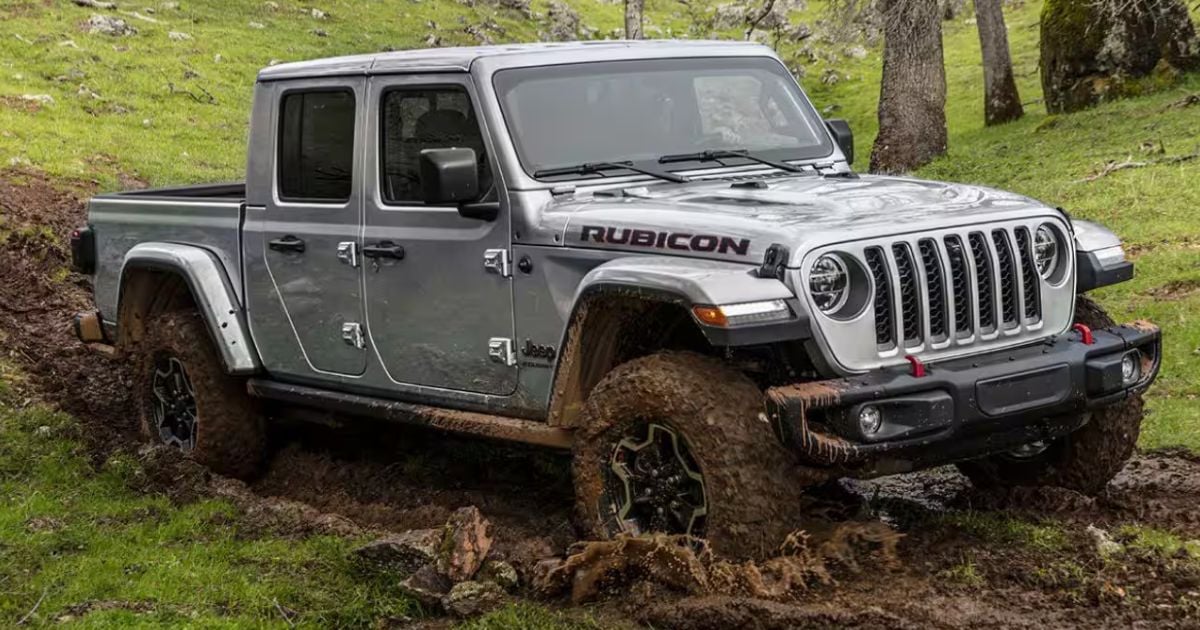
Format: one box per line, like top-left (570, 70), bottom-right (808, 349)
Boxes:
top-left (278, 90), bottom-right (355, 202)
top-left (493, 57), bottom-right (832, 177)
top-left (380, 87), bottom-right (491, 205)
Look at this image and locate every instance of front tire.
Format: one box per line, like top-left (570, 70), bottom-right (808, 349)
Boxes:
top-left (135, 311), bottom-right (266, 479)
top-left (957, 296), bottom-right (1144, 495)
top-left (571, 351), bottom-right (815, 559)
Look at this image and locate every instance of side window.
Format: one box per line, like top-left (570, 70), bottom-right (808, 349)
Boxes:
top-left (380, 87), bottom-right (490, 205)
top-left (278, 89), bottom-right (356, 202)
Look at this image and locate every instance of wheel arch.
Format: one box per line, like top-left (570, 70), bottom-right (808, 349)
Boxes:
top-left (545, 256), bottom-right (805, 428)
top-left (118, 242), bottom-right (261, 375)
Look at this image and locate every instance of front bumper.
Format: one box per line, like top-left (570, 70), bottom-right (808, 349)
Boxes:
top-left (764, 320), bottom-right (1161, 474)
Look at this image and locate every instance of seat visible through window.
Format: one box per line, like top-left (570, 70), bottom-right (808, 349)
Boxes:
top-left (381, 88), bottom-right (492, 204)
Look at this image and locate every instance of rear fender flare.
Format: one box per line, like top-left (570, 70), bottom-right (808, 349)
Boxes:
top-left (119, 242), bottom-right (261, 374)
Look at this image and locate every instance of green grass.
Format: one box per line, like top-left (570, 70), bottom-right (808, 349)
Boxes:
top-left (933, 511), bottom-right (1069, 552)
top-left (0, 399), bottom-right (428, 627)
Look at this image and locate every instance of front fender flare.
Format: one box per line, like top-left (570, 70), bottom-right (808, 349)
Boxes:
top-left (572, 256), bottom-right (809, 346)
top-left (120, 242), bottom-right (261, 374)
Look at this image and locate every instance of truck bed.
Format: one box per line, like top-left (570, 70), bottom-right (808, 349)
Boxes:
top-left (94, 182), bottom-right (246, 201)
top-left (88, 183), bottom-right (247, 326)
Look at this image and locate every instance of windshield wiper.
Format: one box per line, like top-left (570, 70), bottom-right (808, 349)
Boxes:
top-left (658, 149), bottom-right (806, 174)
top-left (533, 161), bottom-right (690, 184)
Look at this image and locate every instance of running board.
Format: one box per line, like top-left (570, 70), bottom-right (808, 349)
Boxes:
top-left (245, 378), bottom-right (573, 450)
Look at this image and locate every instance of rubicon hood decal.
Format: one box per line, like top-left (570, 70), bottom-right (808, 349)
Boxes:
top-left (580, 225), bottom-right (751, 256)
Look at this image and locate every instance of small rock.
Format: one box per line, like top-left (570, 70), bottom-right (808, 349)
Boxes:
top-left (1087, 524), bottom-right (1123, 558)
top-left (21, 94), bottom-right (55, 105)
top-left (437, 506), bottom-right (493, 582)
top-left (398, 564), bottom-right (452, 610)
top-left (34, 424), bottom-right (53, 435)
top-left (442, 580), bottom-right (505, 618)
top-left (311, 28), bottom-right (328, 37)
top-left (84, 14), bottom-right (137, 36)
top-left (160, 1), bottom-right (180, 9)
top-left (310, 7), bottom-right (327, 19)
top-left (249, 21), bottom-right (265, 29)
top-left (267, 59), bottom-right (282, 66)
top-left (142, 118), bottom-right (152, 127)
top-left (478, 559), bottom-right (519, 592)
top-left (72, 0), bottom-right (117, 9)
top-left (167, 31), bottom-right (192, 41)
top-left (264, 0), bottom-right (279, 8)
top-left (9, 156), bottom-right (33, 167)
top-left (213, 53), bottom-right (222, 63)
top-left (354, 529), bottom-right (442, 575)
top-left (59, 40), bottom-right (80, 48)
top-left (845, 45), bottom-right (868, 60)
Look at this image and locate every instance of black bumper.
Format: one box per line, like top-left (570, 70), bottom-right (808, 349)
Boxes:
top-left (765, 321), bottom-right (1161, 473)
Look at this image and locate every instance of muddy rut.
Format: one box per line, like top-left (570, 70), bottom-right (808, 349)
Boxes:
top-left (3, 169), bottom-right (1200, 628)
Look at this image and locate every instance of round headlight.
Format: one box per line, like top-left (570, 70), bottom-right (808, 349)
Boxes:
top-left (1034, 225), bottom-right (1060, 279)
top-left (810, 254), bottom-right (849, 314)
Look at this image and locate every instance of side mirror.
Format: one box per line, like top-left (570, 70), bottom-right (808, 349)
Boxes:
top-left (824, 119), bottom-right (854, 166)
top-left (419, 148), bottom-right (480, 205)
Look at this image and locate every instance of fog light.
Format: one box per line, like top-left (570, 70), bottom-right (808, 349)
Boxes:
top-left (858, 405), bottom-right (883, 436)
top-left (1121, 351), bottom-right (1141, 385)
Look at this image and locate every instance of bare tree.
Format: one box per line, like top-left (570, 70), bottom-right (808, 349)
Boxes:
top-left (870, 0), bottom-right (948, 174)
top-left (975, 0), bottom-right (1023, 125)
top-left (625, 0), bottom-right (644, 39)
top-left (1042, 0), bottom-right (1200, 113)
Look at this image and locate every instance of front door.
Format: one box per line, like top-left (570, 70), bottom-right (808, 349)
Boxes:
top-left (259, 80), bottom-right (367, 377)
top-left (362, 75), bottom-right (517, 395)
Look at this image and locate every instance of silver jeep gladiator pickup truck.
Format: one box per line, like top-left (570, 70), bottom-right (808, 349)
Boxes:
top-left (71, 41), bottom-right (1160, 556)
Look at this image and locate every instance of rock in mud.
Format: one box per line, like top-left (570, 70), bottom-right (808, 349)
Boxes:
top-left (437, 506), bottom-right (493, 582)
top-left (1087, 524), bottom-right (1123, 558)
top-left (354, 529), bottom-right (442, 575)
top-left (442, 580), bottom-right (506, 617)
top-left (85, 14), bottom-right (136, 36)
top-left (478, 559), bottom-right (519, 592)
top-left (399, 564), bottom-right (452, 610)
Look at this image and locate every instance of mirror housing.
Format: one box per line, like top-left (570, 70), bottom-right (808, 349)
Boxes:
top-left (419, 148), bottom-right (480, 205)
top-left (824, 119), bottom-right (854, 166)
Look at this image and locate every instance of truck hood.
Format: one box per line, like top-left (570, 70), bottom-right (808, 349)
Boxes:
top-left (549, 173), bottom-right (1061, 266)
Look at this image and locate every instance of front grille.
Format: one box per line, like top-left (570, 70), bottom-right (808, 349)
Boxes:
top-left (865, 247), bottom-right (893, 348)
top-left (865, 225), bottom-right (1044, 351)
top-left (892, 243), bottom-right (922, 345)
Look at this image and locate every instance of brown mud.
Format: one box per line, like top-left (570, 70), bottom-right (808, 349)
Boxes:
top-left (4, 169), bottom-right (1200, 628)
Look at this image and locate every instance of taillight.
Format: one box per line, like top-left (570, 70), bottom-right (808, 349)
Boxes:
top-left (70, 225), bottom-right (95, 274)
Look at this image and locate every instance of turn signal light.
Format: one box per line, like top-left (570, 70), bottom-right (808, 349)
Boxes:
top-left (691, 300), bottom-right (792, 328)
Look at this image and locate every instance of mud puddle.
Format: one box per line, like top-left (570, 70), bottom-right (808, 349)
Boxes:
top-left (5, 169), bottom-right (1200, 628)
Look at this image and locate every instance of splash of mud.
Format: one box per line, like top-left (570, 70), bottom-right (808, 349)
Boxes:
top-left (536, 521), bottom-right (903, 604)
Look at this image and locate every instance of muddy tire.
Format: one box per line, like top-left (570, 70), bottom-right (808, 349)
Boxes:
top-left (571, 351), bottom-right (813, 559)
top-left (957, 296), bottom-right (1143, 495)
top-left (135, 311), bottom-right (266, 479)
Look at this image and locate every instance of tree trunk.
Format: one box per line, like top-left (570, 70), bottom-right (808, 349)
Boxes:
top-left (870, 0), bottom-right (948, 175)
top-left (625, 0), bottom-right (644, 39)
top-left (975, 0), bottom-right (1024, 125)
top-left (1041, 0), bottom-right (1200, 113)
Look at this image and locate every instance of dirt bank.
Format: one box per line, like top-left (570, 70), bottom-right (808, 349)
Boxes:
top-left (3, 169), bottom-right (1200, 628)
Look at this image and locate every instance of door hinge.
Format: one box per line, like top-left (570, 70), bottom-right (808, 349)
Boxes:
top-left (483, 249), bottom-right (511, 277)
top-left (337, 241), bottom-right (359, 268)
top-left (341, 322), bottom-right (365, 349)
top-left (487, 337), bottom-right (516, 366)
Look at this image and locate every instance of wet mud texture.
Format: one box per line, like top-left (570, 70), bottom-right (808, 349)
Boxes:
top-left (5, 170), bottom-right (1200, 627)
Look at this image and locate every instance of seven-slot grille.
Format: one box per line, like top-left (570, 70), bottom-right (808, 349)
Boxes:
top-left (867, 227), bottom-right (1043, 350)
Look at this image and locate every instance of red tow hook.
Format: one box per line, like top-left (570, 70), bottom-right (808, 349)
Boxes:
top-left (905, 355), bottom-right (927, 378)
top-left (1072, 323), bottom-right (1095, 345)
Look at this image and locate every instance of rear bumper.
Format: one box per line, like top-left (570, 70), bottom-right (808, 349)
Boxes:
top-left (765, 320), bottom-right (1161, 473)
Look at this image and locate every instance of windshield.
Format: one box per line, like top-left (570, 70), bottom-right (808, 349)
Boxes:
top-left (492, 57), bottom-right (834, 180)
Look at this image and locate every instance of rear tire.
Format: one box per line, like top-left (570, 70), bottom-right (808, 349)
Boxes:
top-left (135, 311), bottom-right (266, 479)
top-left (571, 351), bottom-right (816, 559)
top-left (956, 296), bottom-right (1143, 495)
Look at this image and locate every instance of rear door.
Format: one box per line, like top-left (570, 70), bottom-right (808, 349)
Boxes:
top-left (255, 79), bottom-right (367, 377)
top-left (361, 74), bottom-right (517, 395)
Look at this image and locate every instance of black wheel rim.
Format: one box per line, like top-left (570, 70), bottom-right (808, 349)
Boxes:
top-left (601, 423), bottom-right (708, 538)
top-left (150, 354), bottom-right (198, 453)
